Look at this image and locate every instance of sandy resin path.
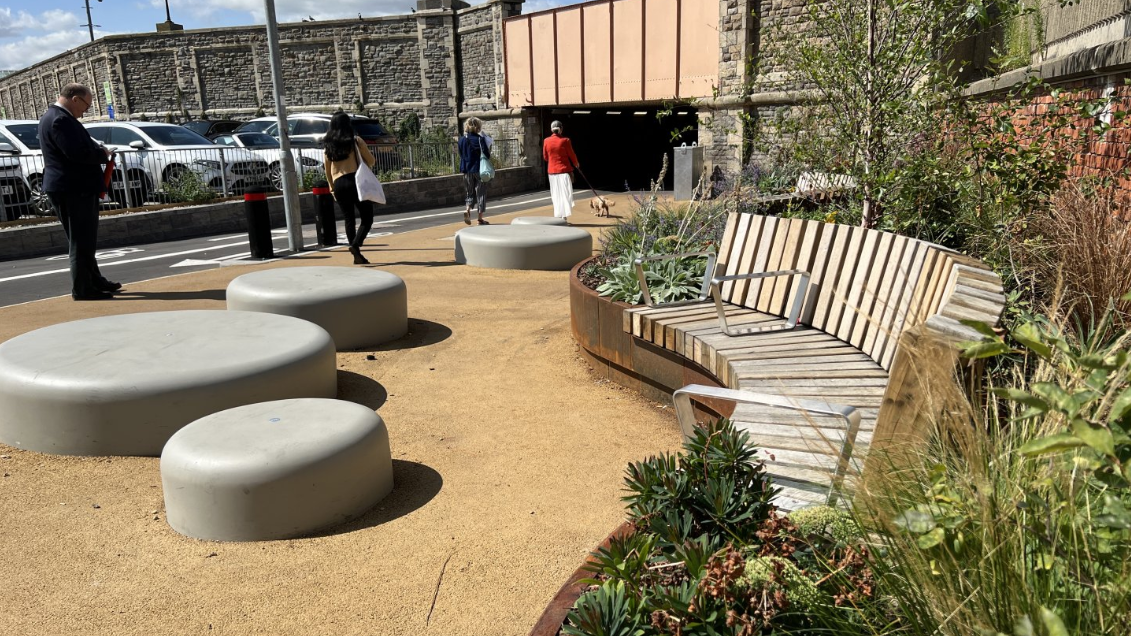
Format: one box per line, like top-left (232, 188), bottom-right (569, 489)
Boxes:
top-left (0, 195), bottom-right (682, 635)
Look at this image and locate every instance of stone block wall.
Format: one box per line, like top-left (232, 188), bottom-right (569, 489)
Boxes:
top-left (0, 0), bottom-right (522, 137)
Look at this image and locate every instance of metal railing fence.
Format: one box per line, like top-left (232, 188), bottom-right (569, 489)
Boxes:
top-left (5, 138), bottom-right (523, 219)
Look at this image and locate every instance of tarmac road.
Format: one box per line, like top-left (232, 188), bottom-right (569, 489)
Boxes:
top-left (0, 189), bottom-right (586, 308)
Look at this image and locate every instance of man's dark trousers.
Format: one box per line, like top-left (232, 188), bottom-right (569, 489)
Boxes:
top-left (48, 191), bottom-right (105, 296)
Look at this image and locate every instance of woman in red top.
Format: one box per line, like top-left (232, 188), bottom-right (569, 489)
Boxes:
top-left (542, 120), bottom-right (579, 221)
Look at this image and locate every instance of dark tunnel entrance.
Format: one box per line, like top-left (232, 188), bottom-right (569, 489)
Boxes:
top-left (540, 107), bottom-right (697, 192)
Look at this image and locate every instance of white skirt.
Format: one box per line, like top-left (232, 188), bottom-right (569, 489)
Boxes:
top-left (549, 173), bottom-right (574, 218)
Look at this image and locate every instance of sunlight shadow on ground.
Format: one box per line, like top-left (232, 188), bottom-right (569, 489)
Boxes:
top-left (355, 318), bottom-right (453, 353)
top-left (113, 289), bottom-right (227, 302)
top-left (306, 460), bottom-right (443, 537)
top-left (337, 370), bottom-right (388, 410)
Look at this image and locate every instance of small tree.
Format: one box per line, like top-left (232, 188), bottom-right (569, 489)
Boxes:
top-left (763, 0), bottom-right (1023, 228)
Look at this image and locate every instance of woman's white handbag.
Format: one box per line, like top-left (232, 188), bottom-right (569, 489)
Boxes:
top-left (354, 140), bottom-right (386, 204)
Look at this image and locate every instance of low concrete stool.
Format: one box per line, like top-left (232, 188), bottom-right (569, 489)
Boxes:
top-left (226, 266), bottom-right (408, 350)
top-left (162, 398), bottom-right (393, 541)
top-left (511, 216), bottom-right (568, 226)
top-left (0, 310), bottom-right (336, 456)
top-left (454, 225), bottom-right (592, 271)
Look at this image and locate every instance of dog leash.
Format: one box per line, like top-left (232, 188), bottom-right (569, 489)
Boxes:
top-left (573, 166), bottom-right (607, 205)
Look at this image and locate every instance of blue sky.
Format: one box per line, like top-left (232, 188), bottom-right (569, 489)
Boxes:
top-left (0, 0), bottom-right (576, 71)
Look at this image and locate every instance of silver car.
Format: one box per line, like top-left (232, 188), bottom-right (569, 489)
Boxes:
top-left (85, 122), bottom-right (270, 195)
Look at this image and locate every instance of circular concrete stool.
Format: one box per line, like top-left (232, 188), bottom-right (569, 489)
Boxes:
top-left (0, 310), bottom-right (336, 457)
top-left (511, 216), bottom-right (568, 226)
top-left (226, 266), bottom-right (408, 350)
top-left (161, 398), bottom-right (394, 541)
top-left (454, 225), bottom-right (592, 271)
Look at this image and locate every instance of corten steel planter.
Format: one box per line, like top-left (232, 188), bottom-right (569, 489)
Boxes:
top-left (569, 257), bottom-right (732, 419)
top-left (535, 261), bottom-right (742, 634)
top-left (527, 520), bottom-right (634, 636)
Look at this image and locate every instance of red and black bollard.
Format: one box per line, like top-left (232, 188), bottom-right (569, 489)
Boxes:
top-left (312, 181), bottom-right (337, 248)
top-left (243, 187), bottom-right (274, 259)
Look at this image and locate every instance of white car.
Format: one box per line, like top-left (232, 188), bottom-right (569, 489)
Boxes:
top-left (0, 140), bottom-right (32, 221)
top-left (84, 122), bottom-right (270, 195)
top-left (0, 118), bottom-right (151, 214)
top-left (211, 132), bottom-right (324, 190)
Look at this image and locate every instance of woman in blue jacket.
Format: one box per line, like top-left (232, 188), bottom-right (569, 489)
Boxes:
top-left (457, 117), bottom-right (490, 225)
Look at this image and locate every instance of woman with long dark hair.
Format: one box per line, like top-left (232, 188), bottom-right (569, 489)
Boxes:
top-left (323, 112), bottom-right (377, 264)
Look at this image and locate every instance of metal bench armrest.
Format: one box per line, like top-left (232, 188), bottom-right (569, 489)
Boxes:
top-left (709, 269), bottom-right (810, 335)
top-left (672, 384), bottom-right (861, 505)
top-left (634, 251), bottom-right (718, 307)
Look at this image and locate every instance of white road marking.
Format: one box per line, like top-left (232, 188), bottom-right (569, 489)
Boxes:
top-left (1, 193), bottom-right (553, 287)
top-left (0, 241), bottom-right (252, 283)
top-left (171, 258), bottom-right (225, 268)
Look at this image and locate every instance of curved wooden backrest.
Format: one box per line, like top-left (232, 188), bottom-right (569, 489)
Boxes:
top-left (714, 213), bottom-right (1004, 370)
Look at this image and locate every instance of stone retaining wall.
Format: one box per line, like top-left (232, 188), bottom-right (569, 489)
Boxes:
top-left (0, 166), bottom-right (543, 261)
top-left (0, 0), bottom-right (523, 135)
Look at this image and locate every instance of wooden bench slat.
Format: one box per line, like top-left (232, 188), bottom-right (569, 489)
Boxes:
top-left (861, 233), bottom-right (907, 357)
top-left (822, 226), bottom-right (864, 336)
top-left (837, 229), bottom-right (883, 344)
top-left (801, 222), bottom-right (839, 326)
top-left (720, 212), bottom-right (755, 299)
top-left (771, 483), bottom-right (831, 512)
top-left (738, 377), bottom-right (890, 388)
top-left (716, 211), bottom-right (741, 278)
top-left (759, 218), bottom-right (802, 313)
top-left (876, 240), bottom-right (929, 368)
top-left (736, 215), bottom-right (777, 306)
top-left (849, 231), bottom-right (895, 350)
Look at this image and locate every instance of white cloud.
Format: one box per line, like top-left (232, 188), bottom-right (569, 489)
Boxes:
top-left (0, 8), bottom-right (80, 38)
top-left (0, 28), bottom-right (111, 71)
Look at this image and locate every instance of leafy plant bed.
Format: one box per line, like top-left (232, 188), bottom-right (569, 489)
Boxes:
top-left (545, 418), bottom-right (879, 636)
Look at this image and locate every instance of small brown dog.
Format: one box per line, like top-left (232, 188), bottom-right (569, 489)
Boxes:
top-left (589, 197), bottom-right (614, 217)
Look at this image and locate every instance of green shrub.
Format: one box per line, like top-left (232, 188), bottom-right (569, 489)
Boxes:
top-left (161, 170), bottom-right (215, 204)
top-left (856, 300), bottom-right (1131, 635)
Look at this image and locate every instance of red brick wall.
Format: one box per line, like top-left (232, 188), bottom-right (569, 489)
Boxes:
top-left (981, 72), bottom-right (1131, 216)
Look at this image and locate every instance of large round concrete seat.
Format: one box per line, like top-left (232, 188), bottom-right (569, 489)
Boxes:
top-left (511, 216), bottom-right (568, 226)
top-left (226, 266), bottom-right (408, 350)
top-left (161, 398), bottom-right (393, 541)
top-left (454, 225), bottom-right (592, 271)
top-left (0, 310), bottom-right (336, 457)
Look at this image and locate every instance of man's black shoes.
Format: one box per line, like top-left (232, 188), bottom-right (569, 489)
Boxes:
top-left (96, 280), bottom-right (123, 292)
top-left (73, 290), bottom-right (114, 301)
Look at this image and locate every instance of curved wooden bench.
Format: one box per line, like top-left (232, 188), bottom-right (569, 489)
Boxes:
top-left (623, 213), bottom-right (1005, 510)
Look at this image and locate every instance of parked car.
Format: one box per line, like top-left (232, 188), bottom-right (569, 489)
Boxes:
top-left (0, 119), bottom-right (148, 214)
top-left (182, 119), bottom-right (242, 139)
top-left (244, 113), bottom-right (398, 161)
top-left (233, 118), bottom-right (276, 135)
top-left (85, 122), bottom-right (270, 195)
top-left (0, 141), bottom-right (32, 221)
top-left (211, 132), bottom-right (324, 191)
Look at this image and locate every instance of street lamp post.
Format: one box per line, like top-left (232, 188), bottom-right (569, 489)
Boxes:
top-left (82, 0), bottom-right (103, 43)
top-left (262, 0), bottom-right (304, 253)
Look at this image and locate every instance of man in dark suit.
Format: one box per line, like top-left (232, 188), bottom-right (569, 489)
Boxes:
top-left (38, 83), bottom-right (122, 301)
